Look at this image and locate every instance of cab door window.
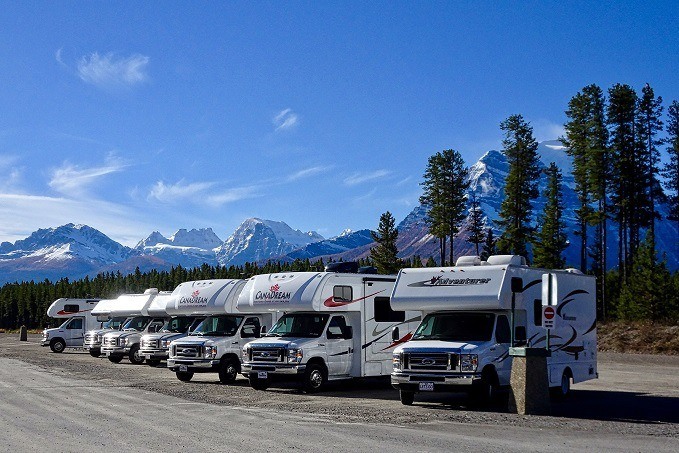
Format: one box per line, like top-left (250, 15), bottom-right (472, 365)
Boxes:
top-left (495, 315), bottom-right (511, 344)
top-left (241, 317), bottom-right (261, 338)
top-left (327, 316), bottom-right (348, 339)
top-left (67, 318), bottom-right (83, 330)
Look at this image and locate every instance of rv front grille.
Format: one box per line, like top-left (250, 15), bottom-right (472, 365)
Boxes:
top-left (250, 347), bottom-right (285, 363)
top-left (84, 333), bottom-right (99, 346)
top-left (405, 353), bottom-right (456, 371)
top-left (173, 344), bottom-right (201, 358)
top-left (141, 339), bottom-right (158, 349)
top-left (103, 337), bottom-right (118, 347)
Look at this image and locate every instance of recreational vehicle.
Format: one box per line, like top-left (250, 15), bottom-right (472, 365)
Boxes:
top-left (390, 255), bottom-right (598, 405)
top-left (167, 279), bottom-right (274, 384)
top-left (238, 271), bottom-right (421, 392)
top-left (139, 290), bottom-right (204, 366)
top-left (83, 298), bottom-right (130, 357)
top-left (100, 289), bottom-right (167, 364)
top-left (41, 298), bottom-right (101, 353)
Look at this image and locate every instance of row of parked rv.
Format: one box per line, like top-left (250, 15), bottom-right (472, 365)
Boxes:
top-left (41, 255), bottom-right (598, 405)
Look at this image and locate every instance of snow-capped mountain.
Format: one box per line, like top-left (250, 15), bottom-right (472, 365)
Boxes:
top-left (133, 228), bottom-right (222, 269)
top-left (279, 229), bottom-right (374, 262)
top-left (216, 218), bottom-right (324, 266)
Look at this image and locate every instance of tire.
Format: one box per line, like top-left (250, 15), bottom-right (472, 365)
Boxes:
top-left (50, 339), bottom-right (66, 353)
top-left (249, 374), bottom-right (270, 391)
top-left (470, 368), bottom-right (499, 406)
top-left (146, 359), bottom-right (161, 367)
top-left (399, 390), bottom-right (415, 406)
top-left (218, 358), bottom-right (240, 385)
top-left (551, 370), bottom-right (571, 399)
top-left (88, 349), bottom-right (101, 358)
top-left (176, 371), bottom-right (194, 382)
top-left (302, 363), bottom-right (327, 393)
top-left (108, 354), bottom-right (123, 363)
top-left (128, 345), bottom-right (145, 365)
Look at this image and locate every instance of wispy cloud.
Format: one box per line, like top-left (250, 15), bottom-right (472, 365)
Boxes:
top-left (75, 52), bottom-right (150, 89)
top-left (148, 180), bottom-right (215, 203)
top-left (532, 119), bottom-right (566, 142)
top-left (344, 169), bottom-right (390, 186)
top-left (206, 186), bottom-right (259, 206)
top-left (49, 155), bottom-right (126, 196)
top-left (286, 166), bottom-right (331, 182)
top-left (273, 108), bottom-right (299, 131)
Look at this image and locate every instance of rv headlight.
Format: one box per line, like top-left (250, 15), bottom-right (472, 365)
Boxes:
top-left (120, 337), bottom-right (128, 347)
top-left (392, 352), bottom-right (403, 370)
top-left (43, 331), bottom-right (49, 340)
top-left (242, 345), bottom-right (250, 361)
top-left (95, 334), bottom-right (102, 342)
top-left (460, 354), bottom-right (478, 372)
top-left (160, 339), bottom-right (171, 348)
top-left (287, 348), bottom-right (303, 363)
top-left (203, 346), bottom-right (217, 359)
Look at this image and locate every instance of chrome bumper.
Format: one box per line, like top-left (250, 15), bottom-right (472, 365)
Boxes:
top-left (241, 362), bottom-right (306, 376)
top-left (167, 358), bottom-right (219, 370)
top-left (391, 371), bottom-right (480, 388)
top-left (102, 346), bottom-right (128, 355)
top-left (140, 349), bottom-right (168, 360)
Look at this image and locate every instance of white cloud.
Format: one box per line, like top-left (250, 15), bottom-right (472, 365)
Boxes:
top-left (532, 119), bottom-right (566, 142)
top-left (206, 186), bottom-right (259, 206)
top-left (287, 166), bottom-right (330, 182)
top-left (147, 180), bottom-right (215, 203)
top-left (76, 52), bottom-right (150, 88)
top-left (273, 108), bottom-right (299, 131)
top-left (344, 169), bottom-right (390, 186)
top-left (49, 156), bottom-right (126, 196)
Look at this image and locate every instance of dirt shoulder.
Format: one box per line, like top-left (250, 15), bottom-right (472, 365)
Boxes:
top-left (598, 321), bottom-right (679, 355)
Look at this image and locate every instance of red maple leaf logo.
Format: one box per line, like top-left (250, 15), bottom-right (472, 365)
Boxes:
top-left (192, 290), bottom-right (200, 297)
top-left (270, 284), bottom-right (280, 292)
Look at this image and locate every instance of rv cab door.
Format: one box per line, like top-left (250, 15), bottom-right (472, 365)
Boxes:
top-left (325, 315), bottom-right (353, 377)
top-left (64, 317), bottom-right (85, 347)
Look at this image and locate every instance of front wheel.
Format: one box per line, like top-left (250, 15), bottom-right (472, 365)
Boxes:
top-left (128, 345), bottom-right (145, 365)
top-left (249, 374), bottom-right (270, 391)
top-left (399, 390), bottom-right (415, 406)
top-left (176, 371), bottom-right (194, 382)
top-left (50, 339), bottom-right (66, 353)
top-left (88, 349), bottom-right (101, 358)
top-left (146, 359), bottom-right (161, 367)
top-left (302, 363), bottom-right (327, 393)
top-left (470, 368), bottom-right (499, 406)
top-left (218, 358), bottom-right (239, 384)
top-left (551, 371), bottom-right (571, 399)
top-left (108, 354), bottom-right (123, 363)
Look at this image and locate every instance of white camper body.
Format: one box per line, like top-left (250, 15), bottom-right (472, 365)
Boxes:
top-left (41, 298), bottom-right (101, 353)
top-left (238, 272), bottom-right (421, 392)
top-left (390, 255), bottom-right (597, 405)
top-left (139, 289), bottom-right (205, 365)
top-left (167, 279), bottom-right (274, 384)
top-left (83, 298), bottom-right (130, 357)
top-left (100, 289), bottom-right (167, 365)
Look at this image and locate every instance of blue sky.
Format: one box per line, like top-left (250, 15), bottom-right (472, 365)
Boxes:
top-left (1, 2), bottom-right (678, 246)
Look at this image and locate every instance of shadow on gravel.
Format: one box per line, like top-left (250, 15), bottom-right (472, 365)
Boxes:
top-left (551, 389), bottom-right (679, 424)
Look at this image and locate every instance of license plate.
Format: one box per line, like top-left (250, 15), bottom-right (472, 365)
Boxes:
top-left (419, 382), bottom-right (434, 391)
top-left (257, 371), bottom-right (268, 379)
top-left (179, 365), bottom-right (188, 372)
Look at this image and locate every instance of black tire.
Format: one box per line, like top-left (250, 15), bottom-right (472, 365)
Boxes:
top-left (399, 390), bottom-right (415, 406)
top-left (470, 368), bottom-right (499, 406)
top-left (50, 339), bottom-right (66, 353)
top-left (88, 349), bottom-right (101, 358)
top-left (128, 345), bottom-right (145, 365)
top-left (249, 374), bottom-right (270, 391)
top-left (551, 370), bottom-right (571, 399)
top-left (146, 359), bottom-right (161, 367)
top-left (218, 358), bottom-right (240, 385)
top-left (176, 371), bottom-right (194, 382)
top-left (108, 354), bottom-right (123, 363)
top-left (302, 362), bottom-right (327, 393)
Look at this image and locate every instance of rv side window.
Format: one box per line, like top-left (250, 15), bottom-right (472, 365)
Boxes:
top-left (534, 299), bottom-right (543, 326)
top-left (67, 318), bottom-right (83, 330)
top-left (495, 315), bottom-right (510, 344)
top-left (374, 297), bottom-right (405, 322)
top-left (333, 286), bottom-right (353, 302)
top-left (63, 304), bottom-right (80, 313)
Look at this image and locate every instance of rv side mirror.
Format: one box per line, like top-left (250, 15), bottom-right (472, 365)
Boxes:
top-left (343, 326), bottom-right (353, 340)
top-left (392, 326), bottom-right (400, 342)
top-left (260, 326), bottom-right (267, 334)
top-left (515, 326), bottom-right (527, 345)
top-left (511, 277), bottom-right (523, 293)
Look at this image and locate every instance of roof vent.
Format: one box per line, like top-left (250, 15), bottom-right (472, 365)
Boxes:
top-left (143, 288), bottom-right (159, 295)
top-left (486, 255), bottom-right (526, 266)
top-left (455, 256), bottom-right (481, 267)
top-left (325, 262), bottom-right (359, 273)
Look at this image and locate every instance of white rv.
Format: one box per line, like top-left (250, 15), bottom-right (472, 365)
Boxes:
top-left (238, 271), bottom-right (421, 392)
top-left (139, 289), bottom-right (204, 366)
top-left (390, 255), bottom-right (598, 405)
top-left (167, 279), bottom-right (274, 384)
top-left (83, 298), bottom-right (130, 357)
top-left (100, 289), bottom-right (167, 364)
top-left (41, 298), bottom-right (101, 353)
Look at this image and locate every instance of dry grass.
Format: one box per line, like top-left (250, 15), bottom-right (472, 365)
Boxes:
top-left (598, 321), bottom-right (679, 355)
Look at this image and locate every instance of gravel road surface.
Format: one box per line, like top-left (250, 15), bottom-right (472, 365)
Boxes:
top-left (0, 334), bottom-right (677, 452)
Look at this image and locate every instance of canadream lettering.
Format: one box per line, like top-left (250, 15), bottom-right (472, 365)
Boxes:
top-left (254, 290), bottom-right (292, 302)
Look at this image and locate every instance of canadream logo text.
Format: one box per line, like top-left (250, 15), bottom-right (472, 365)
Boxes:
top-left (179, 289), bottom-right (208, 306)
top-left (254, 284), bottom-right (291, 303)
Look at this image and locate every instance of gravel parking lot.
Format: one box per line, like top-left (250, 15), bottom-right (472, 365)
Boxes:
top-left (1, 334), bottom-right (677, 451)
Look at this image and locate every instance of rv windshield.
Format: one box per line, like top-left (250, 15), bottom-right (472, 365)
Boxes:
top-left (122, 317), bottom-right (150, 332)
top-left (266, 314), bottom-right (330, 338)
top-left (103, 317), bottom-right (126, 330)
top-left (161, 316), bottom-right (195, 333)
top-left (411, 313), bottom-right (495, 342)
top-left (191, 316), bottom-right (243, 337)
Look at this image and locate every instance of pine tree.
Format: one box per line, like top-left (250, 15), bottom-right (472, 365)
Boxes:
top-left (370, 211), bottom-right (400, 274)
top-left (467, 192), bottom-right (485, 256)
top-left (481, 228), bottom-right (496, 261)
top-left (532, 163), bottom-right (568, 269)
top-left (663, 100), bottom-right (679, 257)
top-left (496, 114), bottom-right (540, 260)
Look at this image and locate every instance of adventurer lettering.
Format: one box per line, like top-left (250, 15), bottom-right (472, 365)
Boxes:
top-left (407, 276), bottom-right (492, 287)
